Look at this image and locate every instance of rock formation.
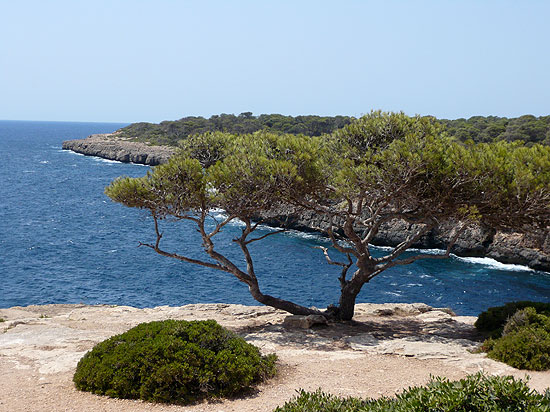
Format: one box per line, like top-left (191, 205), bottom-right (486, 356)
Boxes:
top-left (62, 133), bottom-right (176, 166)
top-left (258, 207), bottom-right (550, 272)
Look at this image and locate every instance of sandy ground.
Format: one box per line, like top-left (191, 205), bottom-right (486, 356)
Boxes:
top-left (1, 303), bottom-right (549, 412)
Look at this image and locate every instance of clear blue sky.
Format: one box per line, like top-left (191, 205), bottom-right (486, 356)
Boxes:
top-left (1, 1), bottom-right (549, 123)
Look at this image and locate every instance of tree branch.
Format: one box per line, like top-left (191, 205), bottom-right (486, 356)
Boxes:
top-left (374, 219), bottom-right (436, 264)
top-left (245, 228), bottom-right (287, 244)
top-left (206, 213), bottom-right (238, 240)
top-left (314, 246), bottom-right (353, 288)
top-left (369, 222), bottom-right (470, 281)
top-left (327, 216), bottom-right (360, 257)
top-left (140, 242), bottom-right (225, 271)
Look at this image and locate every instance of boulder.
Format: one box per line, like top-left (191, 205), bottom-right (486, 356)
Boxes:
top-left (283, 314), bottom-right (328, 329)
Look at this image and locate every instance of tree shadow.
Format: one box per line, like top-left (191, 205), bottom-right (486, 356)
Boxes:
top-left (235, 315), bottom-right (484, 352)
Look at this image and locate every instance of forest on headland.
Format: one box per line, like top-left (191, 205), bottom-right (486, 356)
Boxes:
top-left (115, 112), bottom-right (550, 146)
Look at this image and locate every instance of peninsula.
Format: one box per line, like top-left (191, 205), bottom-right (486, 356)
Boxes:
top-left (62, 133), bottom-right (175, 166)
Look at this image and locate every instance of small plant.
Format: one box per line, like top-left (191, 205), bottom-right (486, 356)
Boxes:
top-left (483, 308), bottom-right (550, 371)
top-left (476, 303), bottom-right (550, 370)
top-left (475, 301), bottom-right (550, 338)
top-left (273, 373), bottom-right (550, 412)
top-left (0, 318), bottom-right (5, 323)
top-left (39, 314), bottom-right (49, 319)
top-left (73, 319), bottom-right (277, 405)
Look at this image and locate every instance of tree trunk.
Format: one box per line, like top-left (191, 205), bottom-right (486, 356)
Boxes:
top-left (248, 284), bottom-right (323, 316)
top-left (337, 285), bottom-right (360, 321)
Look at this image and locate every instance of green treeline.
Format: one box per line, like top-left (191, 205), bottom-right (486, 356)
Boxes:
top-left (116, 113), bottom-right (352, 145)
top-left (115, 112), bottom-right (550, 146)
top-left (441, 115), bottom-right (550, 145)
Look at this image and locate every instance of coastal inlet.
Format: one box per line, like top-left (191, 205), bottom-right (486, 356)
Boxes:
top-left (1, 120), bottom-right (549, 314)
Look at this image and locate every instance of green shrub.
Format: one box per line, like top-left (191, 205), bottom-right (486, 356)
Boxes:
top-left (475, 301), bottom-right (550, 338)
top-left (274, 373), bottom-right (550, 412)
top-left (502, 307), bottom-right (550, 336)
top-left (73, 319), bottom-right (277, 405)
top-left (484, 308), bottom-right (550, 371)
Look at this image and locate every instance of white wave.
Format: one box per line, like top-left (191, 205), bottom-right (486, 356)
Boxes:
top-left (456, 256), bottom-right (534, 272)
top-left (370, 244), bottom-right (394, 251)
top-left (91, 157), bottom-right (148, 166)
top-left (63, 150), bottom-right (149, 166)
top-left (205, 211), bottom-right (328, 240)
top-left (65, 150), bottom-right (85, 156)
top-left (371, 244), bottom-right (539, 272)
top-left (370, 245), bottom-right (447, 256)
top-left (408, 247), bottom-right (448, 255)
top-left (94, 157), bottom-right (121, 164)
top-left (39, 160), bottom-right (49, 164)
top-left (284, 229), bottom-right (327, 242)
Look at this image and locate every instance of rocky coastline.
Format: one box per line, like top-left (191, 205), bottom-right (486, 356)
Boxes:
top-left (259, 207), bottom-right (550, 272)
top-left (62, 135), bottom-right (550, 272)
top-left (62, 133), bottom-right (176, 166)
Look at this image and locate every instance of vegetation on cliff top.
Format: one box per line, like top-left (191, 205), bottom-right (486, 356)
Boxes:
top-left (115, 112), bottom-right (550, 146)
top-left (115, 113), bottom-right (352, 145)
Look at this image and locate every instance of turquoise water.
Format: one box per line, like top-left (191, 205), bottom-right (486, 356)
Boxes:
top-left (1, 120), bottom-right (549, 315)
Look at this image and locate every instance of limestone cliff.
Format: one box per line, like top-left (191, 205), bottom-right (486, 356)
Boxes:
top-left (62, 133), bottom-right (176, 166)
top-left (258, 207), bottom-right (550, 272)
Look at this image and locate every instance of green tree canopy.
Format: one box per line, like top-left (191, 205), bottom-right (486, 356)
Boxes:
top-left (113, 112), bottom-right (550, 147)
top-left (106, 112), bottom-right (550, 320)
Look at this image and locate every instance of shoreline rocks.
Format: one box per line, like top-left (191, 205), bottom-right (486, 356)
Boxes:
top-left (259, 207), bottom-right (550, 272)
top-left (62, 133), bottom-right (176, 166)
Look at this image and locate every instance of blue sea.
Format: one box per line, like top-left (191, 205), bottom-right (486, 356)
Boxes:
top-left (1, 120), bottom-right (549, 315)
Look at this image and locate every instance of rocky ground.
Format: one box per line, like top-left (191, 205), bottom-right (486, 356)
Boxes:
top-left (1, 303), bottom-right (549, 412)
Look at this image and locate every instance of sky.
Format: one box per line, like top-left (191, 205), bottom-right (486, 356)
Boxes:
top-left (1, 1), bottom-right (549, 123)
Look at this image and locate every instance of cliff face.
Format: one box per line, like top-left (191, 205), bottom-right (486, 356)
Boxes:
top-left (259, 207), bottom-right (550, 272)
top-left (62, 136), bottom-right (550, 272)
top-left (62, 133), bottom-right (176, 166)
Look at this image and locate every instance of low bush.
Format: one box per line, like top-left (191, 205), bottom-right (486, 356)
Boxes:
top-left (73, 319), bottom-right (277, 405)
top-left (475, 301), bottom-right (550, 338)
top-left (273, 373), bottom-right (550, 412)
top-left (483, 308), bottom-right (550, 370)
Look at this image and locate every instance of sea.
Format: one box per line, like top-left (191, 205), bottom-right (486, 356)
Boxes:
top-left (1, 120), bottom-right (549, 315)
